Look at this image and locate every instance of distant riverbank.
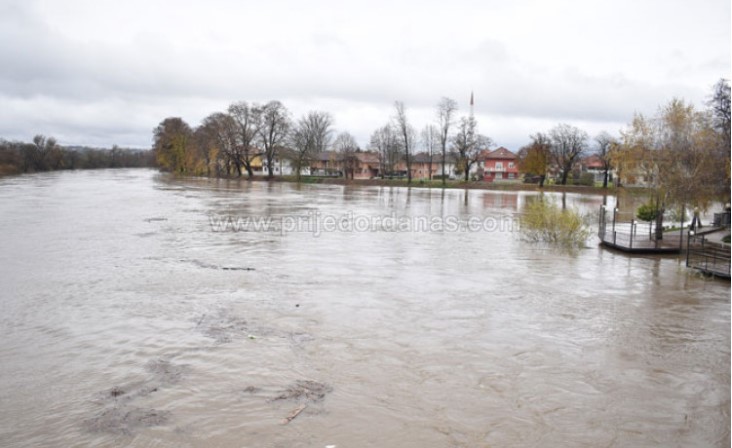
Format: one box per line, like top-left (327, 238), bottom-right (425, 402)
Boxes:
top-left (239, 174), bottom-right (643, 196)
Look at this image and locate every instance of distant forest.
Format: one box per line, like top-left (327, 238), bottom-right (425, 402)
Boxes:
top-left (0, 135), bottom-right (155, 176)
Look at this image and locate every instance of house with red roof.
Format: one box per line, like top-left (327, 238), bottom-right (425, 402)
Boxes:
top-left (580, 154), bottom-right (615, 185)
top-left (482, 147), bottom-right (519, 182)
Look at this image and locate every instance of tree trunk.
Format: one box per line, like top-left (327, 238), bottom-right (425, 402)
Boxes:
top-left (560, 168), bottom-right (569, 185)
top-left (441, 151), bottom-right (446, 186)
top-left (539, 175), bottom-right (545, 188)
top-left (406, 155), bottom-right (412, 184)
top-left (266, 157), bottom-right (274, 180)
top-left (602, 168), bottom-right (609, 188)
top-left (655, 208), bottom-right (665, 240)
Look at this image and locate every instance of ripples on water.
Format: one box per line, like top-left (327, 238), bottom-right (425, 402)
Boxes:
top-left (0, 169), bottom-right (728, 447)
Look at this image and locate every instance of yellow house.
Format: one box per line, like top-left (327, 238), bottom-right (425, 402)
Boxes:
top-left (250, 154), bottom-right (264, 173)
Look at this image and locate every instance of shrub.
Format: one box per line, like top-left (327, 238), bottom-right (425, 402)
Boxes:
top-left (571, 172), bottom-right (595, 186)
top-left (579, 173), bottom-right (595, 186)
top-left (519, 198), bottom-right (591, 247)
top-left (636, 203), bottom-right (660, 222)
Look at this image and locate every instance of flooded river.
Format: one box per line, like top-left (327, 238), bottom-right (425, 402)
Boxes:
top-left (0, 169), bottom-right (729, 447)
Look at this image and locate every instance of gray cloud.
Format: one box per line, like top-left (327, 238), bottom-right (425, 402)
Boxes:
top-left (0, 0), bottom-right (729, 150)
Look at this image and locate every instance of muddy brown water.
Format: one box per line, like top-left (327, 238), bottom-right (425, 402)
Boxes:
top-left (0, 169), bottom-right (728, 447)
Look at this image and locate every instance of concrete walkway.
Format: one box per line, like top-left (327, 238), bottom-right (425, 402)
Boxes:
top-left (695, 227), bottom-right (730, 246)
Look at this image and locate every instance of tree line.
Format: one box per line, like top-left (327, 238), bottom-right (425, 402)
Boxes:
top-left (153, 97), bottom-right (494, 185)
top-left (517, 79), bottom-right (730, 203)
top-left (517, 124), bottom-right (595, 188)
top-left (0, 135), bottom-right (155, 175)
top-left (155, 78), bottom-right (729, 211)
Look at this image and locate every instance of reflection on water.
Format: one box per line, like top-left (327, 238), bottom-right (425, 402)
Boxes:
top-left (0, 169), bottom-right (729, 447)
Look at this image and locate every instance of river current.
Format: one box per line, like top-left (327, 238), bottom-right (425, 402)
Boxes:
top-left (0, 169), bottom-right (728, 447)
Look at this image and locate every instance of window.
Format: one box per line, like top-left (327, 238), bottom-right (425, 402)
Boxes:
top-left (495, 162), bottom-right (503, 170)
top-left (508, 162), bottom-right (514, 168)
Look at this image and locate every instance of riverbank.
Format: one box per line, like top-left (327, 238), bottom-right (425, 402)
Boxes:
top-left (238, 174), bottom-right (641, 196)
top-left (0, 167), bottom-right (648, 199)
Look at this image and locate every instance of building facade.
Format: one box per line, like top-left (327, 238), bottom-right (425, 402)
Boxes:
top-left (482, 147), bottom-right (519, 182)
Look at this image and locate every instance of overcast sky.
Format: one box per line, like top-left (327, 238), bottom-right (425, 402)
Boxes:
top-left (0, 0), bottom-right (729, 151)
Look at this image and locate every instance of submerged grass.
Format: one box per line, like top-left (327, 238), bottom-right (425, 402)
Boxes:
top-left (519, 197), bottom-right (591, 248)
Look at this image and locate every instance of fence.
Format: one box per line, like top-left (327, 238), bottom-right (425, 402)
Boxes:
top-left (686, 235), bottom-right (731, 278)
top-left (598, 205), bottom-right (683, 252)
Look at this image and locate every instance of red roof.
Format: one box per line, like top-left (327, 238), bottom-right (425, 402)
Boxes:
top-left (582, 154), bottom-right (604, 169)
top-left (484, 147), bottom-right (516, 160)
top-left (355, 152), bottom-right (380, 164)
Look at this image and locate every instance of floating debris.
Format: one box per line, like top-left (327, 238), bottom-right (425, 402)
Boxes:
top-left (84, 406), bottom-right (170, 435)
top-left (195, 311), bottom-right (251, 343)
top-left (195, 309), bottom-right (289, 344)
top-left (185, 259), bottom-right (255, 271)
top-left (281, 404), bottom-right (308, 425)
top-left (108, 386), bottom-right (125, 398)
top-left (145, 359), bottom-right (188, 385)
top-left (273, 380), bottom-right (332, 404)
top-left (87, 358), bottom-right (186, 435)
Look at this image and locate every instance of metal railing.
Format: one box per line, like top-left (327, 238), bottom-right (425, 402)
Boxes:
top-left (598, 205), bottom-right (683, 251)
top-left (686, 235), bottom-right (731, 278)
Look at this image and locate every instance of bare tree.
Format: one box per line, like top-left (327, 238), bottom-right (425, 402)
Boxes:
top-left (202, 112), bottom-right (239, 176)
top-left (228, 101), bottom-right (262, 179)
top-left (290, 111), bottom-right (334, 181)
top-left (549, 123), bottom-right (588, 185)
top-left (436, 97), bottom-right (458, 185)
top-left (369, 125), bottom-right (401, 177)
top-left (594, 131), bottom-right (616, 188)
top-left (421, 124), bottom-right (439, 180)
top-left (29, 135), bottom-right (60, 171)
top-left (452, 115), bottom-right (485, 182)
top-left (333, 131), bottom-right (359, 179)
top-left (708, 78), bottom-right (731, 198)
top-left (256, 101), bottom-right (291, 180)
top-left (393, 101), bottom-right (415, 183)
top-left (475, 134), bottom-right (494, 179)
top-left (191, 125), bottom-right (214, 176)
top-left (708, 78), bottom-right (731, 146)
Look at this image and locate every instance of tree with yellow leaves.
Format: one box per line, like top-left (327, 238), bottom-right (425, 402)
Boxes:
top-left (153, 117), bottom-right (194, 174)
top-left (611, 88), bottom-right (730, 238)
top-left (518, 133), bottom-right (551, 187)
